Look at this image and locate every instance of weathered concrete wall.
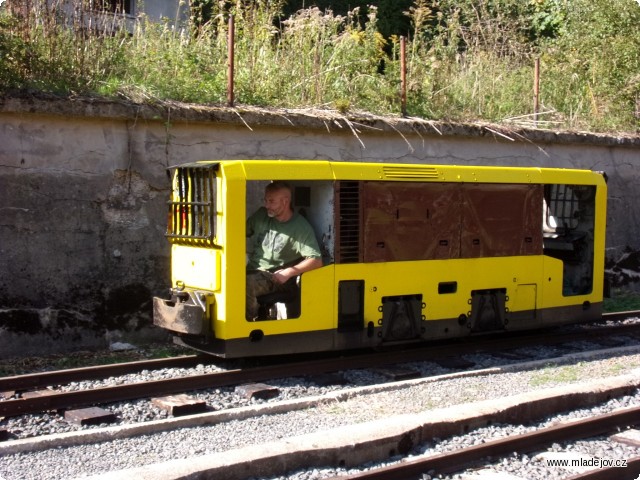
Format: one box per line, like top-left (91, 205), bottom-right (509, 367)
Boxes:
top-left (1, 94), bottom-right (639, 357)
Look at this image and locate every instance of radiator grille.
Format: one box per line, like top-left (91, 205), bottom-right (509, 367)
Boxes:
top-left (337, 181), bottom-right (361, 263)
top-left (383, 165), bottom-right (440, 179)
top-left (166, 165), bottom-right (216, 245)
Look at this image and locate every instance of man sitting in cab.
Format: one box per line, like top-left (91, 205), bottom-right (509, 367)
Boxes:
top-left (246, 181), bottom-right (322, 320)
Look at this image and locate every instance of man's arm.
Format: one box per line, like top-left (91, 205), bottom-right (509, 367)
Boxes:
top-left (271, 257), bottom-right (322, 284)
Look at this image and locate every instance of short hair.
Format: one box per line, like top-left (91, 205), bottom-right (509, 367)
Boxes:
top-left (266, 181), bottom-right (292, 195)
top-left (266, 181), bottom-right (293, 209)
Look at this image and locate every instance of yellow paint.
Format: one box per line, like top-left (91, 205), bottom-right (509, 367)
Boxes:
top-left (166, 160), bottom-right (607, 343)
top-left (171, 245), bottom-right (220, 291)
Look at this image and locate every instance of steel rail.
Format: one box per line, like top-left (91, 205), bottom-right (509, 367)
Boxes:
top-left (1, 316), bottom-right (639, 418)
top-left (0, 355), bottom-right (209, 392)
top-left (330, 406), bottom-right (640, 480)
top-left (0, 357), bottom-right (354, 417)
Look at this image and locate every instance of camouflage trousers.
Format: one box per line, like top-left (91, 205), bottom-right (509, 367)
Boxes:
top-left (246, 270), bottom-right (297, 320)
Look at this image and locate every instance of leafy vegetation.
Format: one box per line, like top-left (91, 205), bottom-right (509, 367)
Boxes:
top-left (0, 0), bottom-right (638, 133)
top-left (604, 289), bottom-right (640, 312)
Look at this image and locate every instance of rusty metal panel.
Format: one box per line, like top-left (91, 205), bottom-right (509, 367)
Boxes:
top-left (362, 182), bottom-right (461, 262)
top-left (461, 184), bottom-right (543, 258)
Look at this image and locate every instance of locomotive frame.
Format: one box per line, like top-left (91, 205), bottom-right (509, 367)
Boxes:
top-left (153, 160), bottom-right (607, 358)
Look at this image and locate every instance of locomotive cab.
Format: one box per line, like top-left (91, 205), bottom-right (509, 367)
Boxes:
top-left (246, 179), bottom-right (335, 320)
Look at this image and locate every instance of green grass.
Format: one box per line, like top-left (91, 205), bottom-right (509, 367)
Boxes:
top-left (529, 363), bottom-right (582, 387)
top-left (0, 1), bottom-right (638, 133)
top-left (530, 359), bottom-right (640, 388)
top-left (604, 290), bottom-right (640, 313)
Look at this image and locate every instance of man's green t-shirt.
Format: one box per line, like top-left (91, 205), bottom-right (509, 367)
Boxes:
top-left (246, 207), bottom-right (322, 271)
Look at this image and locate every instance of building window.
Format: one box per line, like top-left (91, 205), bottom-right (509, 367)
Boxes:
top-left (95, 0), bottom-right (133, 15)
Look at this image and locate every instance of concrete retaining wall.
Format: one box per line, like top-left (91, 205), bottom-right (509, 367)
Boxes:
top-left (1, 94), bottom-right (639, 357)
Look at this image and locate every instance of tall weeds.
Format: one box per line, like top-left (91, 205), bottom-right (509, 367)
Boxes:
top-left (0, 0), bottom-right (638, 133)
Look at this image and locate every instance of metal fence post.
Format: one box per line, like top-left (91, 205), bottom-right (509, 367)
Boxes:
top-left (400, 36), bottom-right (407, 117)
top-left (227, 14), bottom-right (235, 107)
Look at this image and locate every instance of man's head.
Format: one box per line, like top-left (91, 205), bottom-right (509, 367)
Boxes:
top-left (264, 181), bottom-right (293, 222)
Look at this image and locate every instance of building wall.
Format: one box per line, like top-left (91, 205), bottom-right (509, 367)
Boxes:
top-left (140, 0), bottom-right (189, 24)
top-left (0, 96), bottom-right (638, 357)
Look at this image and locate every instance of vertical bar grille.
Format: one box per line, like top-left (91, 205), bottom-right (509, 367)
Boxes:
top-left (337, 181), bottom-right (361, 263)
top-left (166, 165), bottom-right (216, 245)
top-left (548, 184), bottom-right (579, 231)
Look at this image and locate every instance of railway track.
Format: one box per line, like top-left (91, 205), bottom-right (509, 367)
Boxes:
top-left (2, 314), bottom-right (640, 480)
top-left (0, 354), bottom-right (210, 392)
top-left (329, 406), bottom-right (640, 480)
top-left (5, 341), bottom-right (639, 479)
top-left (1, 315), bottom-right (639, 419)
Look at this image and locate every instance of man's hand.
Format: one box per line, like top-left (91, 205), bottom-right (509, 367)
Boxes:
top-left (272, 268), bottom-right (295, 284)
top-left (272, 257), bottom-right (322, 285)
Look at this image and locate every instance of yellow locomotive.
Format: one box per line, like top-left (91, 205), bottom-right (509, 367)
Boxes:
top-left (153, 160), bottom-right (607, 357)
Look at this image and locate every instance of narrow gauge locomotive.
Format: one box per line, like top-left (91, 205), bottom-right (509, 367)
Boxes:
top-left (153, 160), bottom-right (607, 358)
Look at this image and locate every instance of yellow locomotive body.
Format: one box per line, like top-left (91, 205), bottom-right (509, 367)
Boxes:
top-left (153, 160), bottom-right (607, 357)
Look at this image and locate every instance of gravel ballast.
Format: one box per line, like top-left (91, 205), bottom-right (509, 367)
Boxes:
top-left (1, 344), bottom-right (640, 479)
